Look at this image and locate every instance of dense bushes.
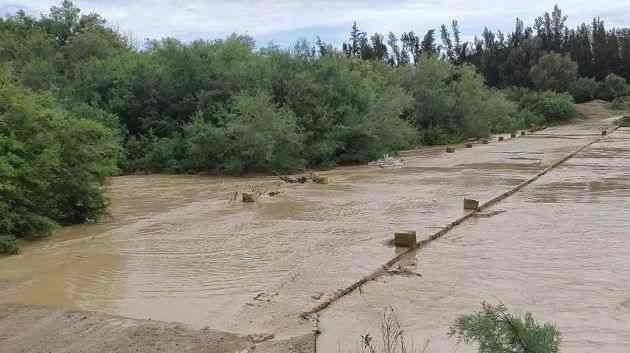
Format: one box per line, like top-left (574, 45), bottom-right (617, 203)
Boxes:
top-left (0, 68), bottom-right (119, 253)
top-left (569, 77), bottom-right (600, 103)
top-left (506, 88), bottom-right (577, 123)
top-left (404, 58), bottom-right (521, 142)
top-left (186, 93), bottom-right (305, 174)
top-left (530, 53), bottom-right (578, 93)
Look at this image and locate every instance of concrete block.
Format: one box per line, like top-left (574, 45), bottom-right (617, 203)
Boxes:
top-left (463, 198), bottom-right (479, 210)
top-left (394, 231), bottom-right (417, 247)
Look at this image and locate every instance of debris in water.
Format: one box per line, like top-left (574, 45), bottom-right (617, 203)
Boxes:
top-left (386, 264), bottom-right (422, 277)
top-left (498, 136), bottom-right (504, 141)
top-left (446, 147), bottom-right (455, 153)
top-left (268, 191), bottom-right (281, 197)
top-left (465, 143), bottom-right (473, 148)
top-left (311, 292), bottom-right (324, 300)
top-left (279, 175), bottom-right (308, 184)
top-left (248, 333), bottom-right (274, 344)
top-left (474, 210), bottom-right (507, 218)
top-left (482, 139), bottom-right (489, 144)
top-left (369, 154), bottom-right (405, 168)
top-left (242, 193), bottom-right (257, 203)
top-left (510, 132), bottom-right (517, 138)
top-left (311, 174), bottom-right (328, 184)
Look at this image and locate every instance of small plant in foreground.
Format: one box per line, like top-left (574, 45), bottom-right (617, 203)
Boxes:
top-left (354, 307), bottom-right (429, 353)
top-left (448, 302), bottom-right (561, 353)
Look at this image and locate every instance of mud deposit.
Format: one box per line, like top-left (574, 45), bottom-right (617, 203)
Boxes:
top-left (1, 102), bottom-right (628, 352)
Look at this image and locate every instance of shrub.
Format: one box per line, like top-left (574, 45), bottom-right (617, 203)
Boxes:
top-left (534, 91), bottom-right (577, 122)
top-left (598, 73), bottom-right (628, 101)
top-left (185, 92), bottom-right (305, 174)
top-left (569, 77), bottom-right (600, 103)
top-left (510, 109), bottom-right (546, 129)
top-left (449, 302), bottom-right (561, 353)
top-left (611, 97), bottom-right (625, 110)
top-left (406, 59), bottom-right (517, 142)
top-left (507, 88), bottom-right (576, 123)
top-left (0, 234), bottom-right (19, 255)
top-left (354, 307), bottom-right (428, 353)
top-left (0, 68), bottom-right (119, 253)
top-left (529, 53), bottom-right (578, 93)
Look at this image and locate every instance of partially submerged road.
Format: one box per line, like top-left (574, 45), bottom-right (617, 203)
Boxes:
top-left (0, 101), bottom-right (628, 353)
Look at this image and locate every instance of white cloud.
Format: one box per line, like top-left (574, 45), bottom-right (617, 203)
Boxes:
top-left (3, 0), bottom-right (629, 46)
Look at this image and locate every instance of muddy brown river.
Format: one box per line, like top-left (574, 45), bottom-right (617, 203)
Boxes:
top-left (1, 102), bottom-right (628, 352)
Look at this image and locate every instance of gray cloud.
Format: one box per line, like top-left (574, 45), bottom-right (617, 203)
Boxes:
top-left (3, 0), bottom-right (629, 46)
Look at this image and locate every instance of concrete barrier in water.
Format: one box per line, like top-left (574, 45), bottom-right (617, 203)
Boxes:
top-left (463, 198), bottom-right (480, 210)
top-left (394, 231), bottom-right (417, 248)
top-left (300, 126), bottom-right (620, 322)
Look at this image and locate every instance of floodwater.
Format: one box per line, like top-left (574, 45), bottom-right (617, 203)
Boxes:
top-left (0, 102), bottom-right (628, 350)
top-left (320, 127), bottom-right (630, 353)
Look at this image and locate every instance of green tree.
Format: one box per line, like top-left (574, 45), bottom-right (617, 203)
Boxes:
top-left (185, 92), bottom-right (304, 174)
top-left (569, 77), bottom-right (600, 103)
top-left (0, 67), bottom-right (119, 253)
top-left (449, 302), bottom-right (561, 353)
top-left (529, 53), bottom-right (578, 92)
top-left (600, 73), bottom-right (628, 100)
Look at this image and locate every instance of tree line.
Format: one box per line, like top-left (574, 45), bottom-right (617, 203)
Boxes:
top-left (1, 2), bottom-right (628, 253)
top-left (332, 6), bottom-right (630, 100)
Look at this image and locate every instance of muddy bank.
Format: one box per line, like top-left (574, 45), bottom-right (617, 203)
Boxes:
top-left (0, 303), bottom-right (314, 353)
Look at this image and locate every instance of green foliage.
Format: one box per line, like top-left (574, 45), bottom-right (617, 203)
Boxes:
top-left (449, 302), bottom-right (561, 353)
top-left (506, 88), bottom-right (576, 123)
top-left (610, 97), bottom-right (626, 110)
top-left (185, 93), bottom-right (305, 174)
top-left (529, 53), bottom-right (578, 93)
top-left (534, 92), bottom-right (577, 122)
top-left (598, 73), bottom-right (628, 100)
top-left (0, 67), bottom-right (119, 253)
top-left (0, 234), bottom-right (19, 255)
top-left (569, 77), bottom-right (600, 103)
top-left (406, 58), bottom-right (518, 142)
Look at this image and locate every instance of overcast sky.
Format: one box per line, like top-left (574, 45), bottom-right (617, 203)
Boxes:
top-left (2, 1), bottom-right (629, 47)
